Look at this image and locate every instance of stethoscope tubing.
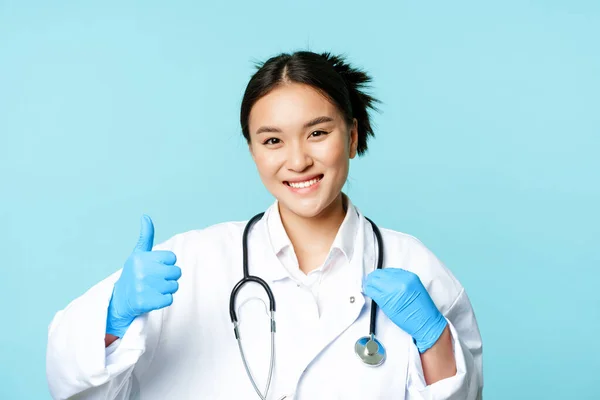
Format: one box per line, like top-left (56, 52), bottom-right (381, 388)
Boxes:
top-left (364, 216), bottom-right (384, 336)
top-left (229, 211), bottom-right (385, 398)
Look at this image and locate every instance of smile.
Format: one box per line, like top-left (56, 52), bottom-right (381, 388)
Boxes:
top-left (284, 174), bottom-right (323, 189)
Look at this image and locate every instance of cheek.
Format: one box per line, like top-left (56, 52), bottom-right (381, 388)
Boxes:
top-left (317, 139), bottom-right (349, 169)
top-left (252, 149), bottom-right (282, 178)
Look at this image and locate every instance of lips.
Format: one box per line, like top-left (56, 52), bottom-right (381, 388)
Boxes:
top-left (284, 174), bottom-right (324, 189)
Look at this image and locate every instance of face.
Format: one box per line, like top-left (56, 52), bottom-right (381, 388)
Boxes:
top-left (248, 83), bottom-right (358, 219)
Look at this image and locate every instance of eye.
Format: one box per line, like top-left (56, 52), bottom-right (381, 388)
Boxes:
top-left (263, 137), bottom-right (281, 145)
top-left (310, 130), bottom-right (329, 138)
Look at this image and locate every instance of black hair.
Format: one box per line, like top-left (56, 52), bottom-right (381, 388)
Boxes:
top-left (240, 51), bottom-right (380, 155)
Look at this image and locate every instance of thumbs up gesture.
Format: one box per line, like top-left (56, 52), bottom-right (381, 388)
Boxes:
top-left (106, 215), bottom-right (182, 338)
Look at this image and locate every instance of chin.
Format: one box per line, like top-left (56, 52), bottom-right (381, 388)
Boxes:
top-left (278, 193), bottom-right (338, 219)
top-left (287, 205), bottom-right (323, 219)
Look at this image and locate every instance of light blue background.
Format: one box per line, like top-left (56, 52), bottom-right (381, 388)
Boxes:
top-left (1, 1), bottom-right (598, 399)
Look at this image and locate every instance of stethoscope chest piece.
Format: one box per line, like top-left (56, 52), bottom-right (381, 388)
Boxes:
top-left (355, 334), bottom-right (386, 367)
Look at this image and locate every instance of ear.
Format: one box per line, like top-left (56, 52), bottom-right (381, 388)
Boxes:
top-left (248, 141), bottom-right (255, 161)
top-left (349, 118), bottom-right (359, 159)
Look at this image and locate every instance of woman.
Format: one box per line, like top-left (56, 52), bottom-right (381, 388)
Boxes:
top-left (46, 51), bottom-right (483, 399)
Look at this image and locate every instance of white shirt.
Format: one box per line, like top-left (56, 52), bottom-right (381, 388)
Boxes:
top-left (46, 198), bottom-right (483, 399)
top-left (267, 197), bottom-right (359, 315)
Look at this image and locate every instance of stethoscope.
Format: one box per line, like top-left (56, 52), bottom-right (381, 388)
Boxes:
top-left (229, 212), bottom-right (386, 400)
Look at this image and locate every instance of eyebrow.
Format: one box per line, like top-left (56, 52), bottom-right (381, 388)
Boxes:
top-left (255, 116), bottom-right (335, 135)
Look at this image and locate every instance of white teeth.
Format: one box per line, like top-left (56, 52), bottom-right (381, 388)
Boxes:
top-left (288, 177), bottom-right (321, 188)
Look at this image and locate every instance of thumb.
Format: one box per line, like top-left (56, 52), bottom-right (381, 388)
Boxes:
top-left (134, 214), bottom-right (155, 252)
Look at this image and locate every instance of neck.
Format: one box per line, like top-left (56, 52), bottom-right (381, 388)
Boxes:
top-left (278, 193), bottom-right (347, 273)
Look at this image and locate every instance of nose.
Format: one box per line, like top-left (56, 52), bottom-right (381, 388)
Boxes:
top-left (285, 140), bottom-right (313, 172)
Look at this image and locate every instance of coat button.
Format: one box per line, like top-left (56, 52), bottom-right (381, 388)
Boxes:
top-left (349, 296), bottom-right (355, 303)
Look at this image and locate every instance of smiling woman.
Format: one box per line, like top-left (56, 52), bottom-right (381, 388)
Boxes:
top-left (242, 52), bottom-right (379, 268)
top-left (249, 82), bottom-right (356, 220)
top-left (46, 50), bottom-right (483, 400)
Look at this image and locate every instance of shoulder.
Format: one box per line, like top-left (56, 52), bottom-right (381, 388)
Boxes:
top-left (378, 226), bottom-right (464, 314)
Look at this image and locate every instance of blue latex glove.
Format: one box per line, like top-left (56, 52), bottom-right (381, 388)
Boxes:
top-left (363, 268), bottom-right (448, 353)
top-left (106, 215), bottom-right (182, 338)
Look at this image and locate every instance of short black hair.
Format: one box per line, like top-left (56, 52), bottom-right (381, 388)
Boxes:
top-left (240, 51), bottom-right (380, 155)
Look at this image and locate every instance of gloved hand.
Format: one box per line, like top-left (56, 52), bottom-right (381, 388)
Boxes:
top-left (106, 215), bottom-right (182, 338)
top-left (363, 268), bottom-right (448, 353)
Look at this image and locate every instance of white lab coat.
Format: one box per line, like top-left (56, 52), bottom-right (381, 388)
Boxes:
top-left (46, 198), bottom-right (483, 399)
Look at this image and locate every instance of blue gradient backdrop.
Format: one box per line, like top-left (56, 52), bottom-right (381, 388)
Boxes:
top-left (1, 1), bottom-right (598, 398)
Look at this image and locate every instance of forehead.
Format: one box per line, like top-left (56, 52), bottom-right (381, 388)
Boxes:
top-left (248, 83), bottom-right (342, 132)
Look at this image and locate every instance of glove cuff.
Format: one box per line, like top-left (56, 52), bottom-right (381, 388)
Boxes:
top-left (415, 314), bottom-right (448, 353)
top-left (106, 287), bottom-right (132, 338)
